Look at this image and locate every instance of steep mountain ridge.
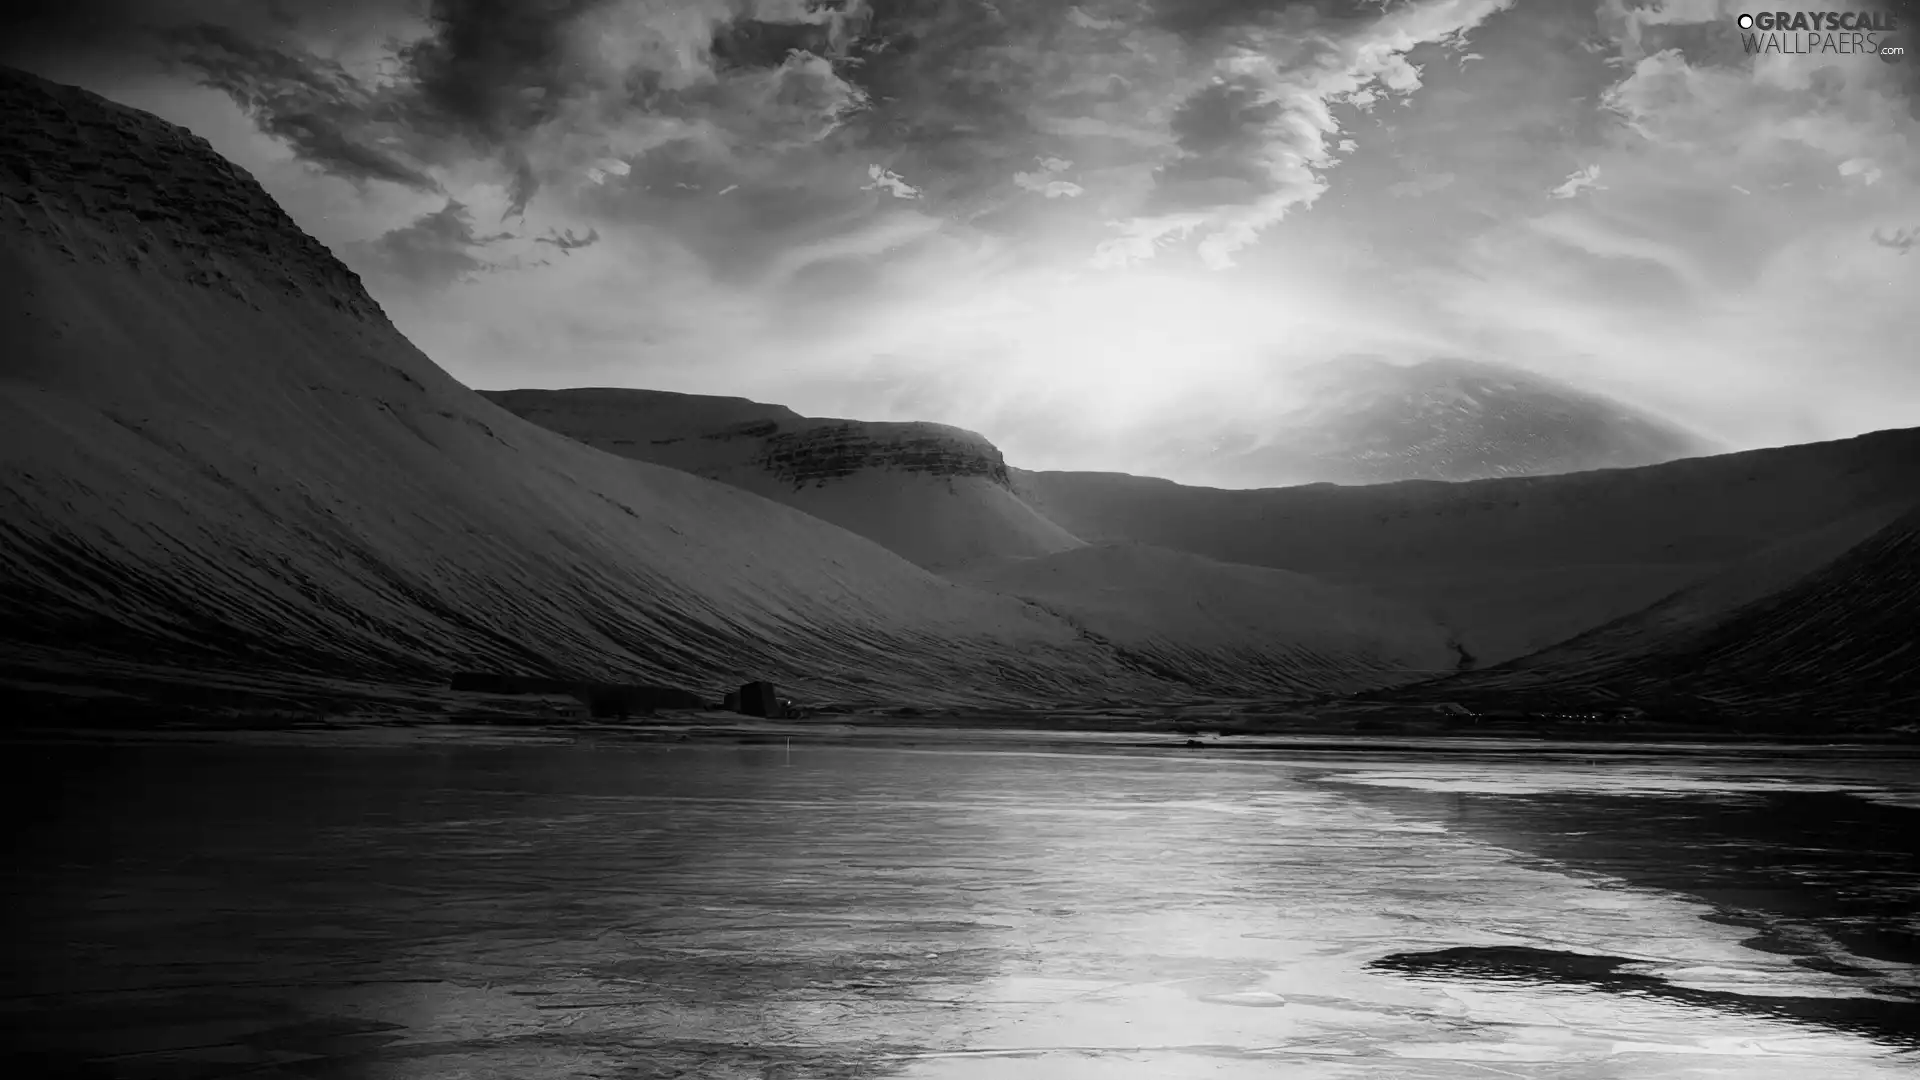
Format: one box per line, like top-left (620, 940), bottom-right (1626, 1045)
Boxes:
top-left (0, 67), bottom-right (1178, 708)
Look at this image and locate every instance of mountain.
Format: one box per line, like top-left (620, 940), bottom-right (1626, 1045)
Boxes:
top-left (944, 543), bottom-right (1458, 695)
top-left (1384, 502), bottom-right (1920, 728)
top-left (1154, 356), bottom-right (1719, 488)
top-left (0, 67), bottom-right (1189, 711)
top-left (487, 388), bottom-right (1468, 691)
top-left (489, 382), bottom-right (1920, 684)
top-left (1, 68), bottom-right (1480, 714)
top-left (481, 388), bottom-right (1084, 572)
top-left (1012, 428), bottom-right (1920, 665)
top-left (6, 68), bottom-right (1914, 724)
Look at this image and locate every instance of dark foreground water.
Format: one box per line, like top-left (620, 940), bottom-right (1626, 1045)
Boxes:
top-left (4, 738), bottom-right (1917, 1079)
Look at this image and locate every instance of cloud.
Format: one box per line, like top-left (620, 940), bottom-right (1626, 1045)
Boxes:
top-left (12, 0), bottom-right (1918, 473)
top-left (346, 198), bottom-right (510, 290)
top-left (1425, 0), bottom-right (1920, 446)
top-left (862, 164), bottom-right (922, 199)
top-left (66, 0), bottom-right (880, 222)
top-left (1013, 156), bottom-right (1086, 198)
top-left (1387, 170), bottom-right (1455, 197)
top-left (1097, 0), bottom-right (1519, 269)
top-left (163, 23), bottom-right (442, 192)
top-left (1838, 157), bottom-right (1883, 186)
top-left (535, 226), bottom-right (602, 254)
top-left (1872, 226), bottom-right (1917, 255)
top-left (1548, 164), bottom-right (1602, 199)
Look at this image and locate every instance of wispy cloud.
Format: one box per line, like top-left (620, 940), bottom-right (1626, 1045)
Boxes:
top-left (1013, 156), bottom-right (1085, 199)
top-left (862, 164), bottom-right (922, 200)
top-left (1548, 164), bottom-right (1602, 199)
top-left (1872, 226), bottom-right (1917, 255)
top-left (535, 226), bottom-right (602, 255)
top-left (9, 0), bottom-right (1918, 471)
top-left (1093, 0), bottom-right (1519, 269)
top-left (346, 198), bottom-right (510, 290)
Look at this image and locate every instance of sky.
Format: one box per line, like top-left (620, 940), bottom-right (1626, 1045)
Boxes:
top-left (6, 0), bottom-right (1918, 475)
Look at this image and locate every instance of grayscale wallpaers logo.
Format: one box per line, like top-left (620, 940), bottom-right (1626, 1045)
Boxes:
top-left (1736, 10), bottom-right (1905, 61)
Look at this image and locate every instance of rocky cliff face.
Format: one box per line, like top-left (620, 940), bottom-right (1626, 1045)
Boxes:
top-left (482, 389), bottom-right (1016, 490)
top-left (1, 69), bottom-right (386, 326)
top-left (484, 388), bottom-right (1089, 572)
top-left (749, 421), bottom-right (1013, 488)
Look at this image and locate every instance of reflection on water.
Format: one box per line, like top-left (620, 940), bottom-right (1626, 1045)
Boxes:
top-left (2, 741), bottom-right (1916, 1079)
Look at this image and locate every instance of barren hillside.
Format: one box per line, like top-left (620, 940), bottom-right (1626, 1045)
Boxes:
top-left (0, 68), bottom-right (1183, 710)
top-left (1012, 432), bottom-right (1920, 663)
top-left (1387, 503), bottom-right (1920, 727)
top-left (484, 388), bottom-right (1085, 571)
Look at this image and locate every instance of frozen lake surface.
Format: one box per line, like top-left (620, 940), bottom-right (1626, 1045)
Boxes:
top-left (5, 739), bottom-right (1917, 1078)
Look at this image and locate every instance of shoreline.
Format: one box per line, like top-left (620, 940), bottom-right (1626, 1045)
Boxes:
top-left (8, 711), bottom-right (1919, 759)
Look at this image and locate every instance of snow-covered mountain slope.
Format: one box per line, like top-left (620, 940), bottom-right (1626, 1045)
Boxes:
top-left (945, 543), bottom-right (1460, 694)
top-left (1149, 356), bottom-right (1718, 488)
top-left (484, 388), bottom-right (1085, 571)
top-left (0, 67), bottom-right (1180, 709)
top-left (1389, 502), bottom-right (1920, 727)
top-left (1012, 428), bottom-right (1920, 665)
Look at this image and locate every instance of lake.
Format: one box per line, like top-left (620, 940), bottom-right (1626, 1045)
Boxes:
top-left (5, 735), bottom-right (1917, 1078)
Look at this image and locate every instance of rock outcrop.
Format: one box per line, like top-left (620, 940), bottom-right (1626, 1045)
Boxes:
top-left (752, 421), bottom-right (1014, 488)
top-left (484, 388), bottom-right (1084, 571)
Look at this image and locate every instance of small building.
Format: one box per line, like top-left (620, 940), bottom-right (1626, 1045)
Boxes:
top-left (1433, 702), bottom-right (1476, 718)
top-left (735, 680), bottom-right (783, 718)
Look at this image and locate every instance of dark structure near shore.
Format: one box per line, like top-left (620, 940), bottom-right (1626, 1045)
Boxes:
top-left (735, 680), bottom-right (781, 718)
top-left (448, 672), bottom-right (704, 717)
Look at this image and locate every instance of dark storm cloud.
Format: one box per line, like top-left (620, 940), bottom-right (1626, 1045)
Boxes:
top-left (838, 0), bottom-right (1052, 194)
top-left (535, 226), bottom-right (602, 253)
top-left (398, 0), bottom-right (610, 136)
top-left (165, 23), bottom-right (443, 192)
top-left (3, 0), bottom-right (409, 66)
top-left (1872, 226), bottom-right (1917, 255)
top-left (351, 198), bottom-right (506, 288)
top-left (1146, 76), bottom-right (1285, 212)
top-left (711, 14), bottom-right (838, 70)
top-left (1144, 0), bottom-right (1380, 39)
top-left (10, 0), bottom-right (876, 217)
top-left (392, 0), bottom-right (618, 214)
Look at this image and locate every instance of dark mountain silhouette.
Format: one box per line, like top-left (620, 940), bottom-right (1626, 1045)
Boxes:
top-left (1384, 501), bottom-right (1920, 728)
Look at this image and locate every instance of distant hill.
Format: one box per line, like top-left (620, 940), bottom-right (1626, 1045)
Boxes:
top-left (482, 388), bottom-right (1084, 572)
top-left (945, 543), bottom-right (1458, 695)
top-left (1012, 428), bottom-right (1920, 666)
top-left (1383, 502), bottom-right (1920, 729)
top-left (1152, 356), bottom-right (1719, 488)
top-left (6, 66), bottom-right (1916, 724)
top-left (487, 388), bottom-right (1465, 694)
